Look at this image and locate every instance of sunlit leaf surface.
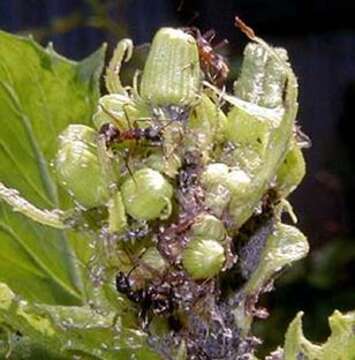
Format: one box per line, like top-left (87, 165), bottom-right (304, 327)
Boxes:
top-left (0, 30), bottom-right (106, 304)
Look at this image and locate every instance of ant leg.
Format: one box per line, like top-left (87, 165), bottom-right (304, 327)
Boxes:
top-left (140, 304), bottom-right (152, 331)
top-left (122, 148), bottom-right (137, 184)
top-left (99, 104), bottom-right (123, 128)
top-left (122, 106), bottom-right (142, 173)
top-left (123, 103), bottom-right (133, 130)
top-left (182, 59), bottom-right (199, 73)
top-left (202, 29), bottom-right (216, 42)
top-left (213, 39), bottom-right (229, 51)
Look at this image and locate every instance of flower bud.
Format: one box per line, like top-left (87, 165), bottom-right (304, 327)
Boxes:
top-left (190, 214), bottom-right (226, 242)
top-left (225, 169), bottom-right (252, 202)
top-left (121, 168), bottom-right (173, 221)
top-left (188, 94), bottom-right (228, 150)
top-left (141, 247), bottom-right (168, 274)
top-left (200, 164), bottom-right (231, 217)
top-left (58, 123), bottom-right (96, 145)
top-left (201, 163), bottom-right (229, 188)
top-left (204, 184), bottom-right (231, 218)
top-left (108, 190), bottom-right (127, 233)
top-left (92, 94), bottom-right (149, 130)
top-left (140, 27), bottom-right (200, 106)
top-left (55, 125), bottom-right (109, 208)
top-left (182, 238), bottom-right (225, 280)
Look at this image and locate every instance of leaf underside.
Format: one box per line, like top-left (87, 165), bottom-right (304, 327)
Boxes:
top-left (0, 30), bottom-right (106, 305)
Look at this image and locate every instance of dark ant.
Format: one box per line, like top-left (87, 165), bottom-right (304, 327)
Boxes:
top-left (117, 272), bottom-right (175, 316)
top-left (116, 270), bottom-right (175, 328)
top-left (99, 122), bottom-right (163, 148)
top-left (116, 256), bottom-right (214, 329)
top-left (98, 103), bottom-right (166, 150)
top-left (97, 104), bottom-right (173, 178)
top-left (183, 27), bottom-right (229, 87)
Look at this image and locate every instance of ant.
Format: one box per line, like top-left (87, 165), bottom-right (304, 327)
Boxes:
top-left (116, 255), bottom-right (214, 329)
top-left (99, 122), bottom-right (163, 148)
top-left (115, 268), bottom-right (187, 329)
top-left (183, 27), bottom-right (229, 87)
top-left (116, 270), bottom-right (175, 320)
top-left (97, 104), bottom-right (175, 178)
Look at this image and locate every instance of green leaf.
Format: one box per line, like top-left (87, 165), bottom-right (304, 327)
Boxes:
top-left (234, 223), bottom-right (309, 333)
top-left (0, 283), bottom-right (161, 360)
top-left (0, 30), bottom-right (106, 305)
top-left (284, 310), bottom-right (355, 360)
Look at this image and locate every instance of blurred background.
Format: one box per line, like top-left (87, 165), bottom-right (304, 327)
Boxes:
top-left (1, 0), bottom-right (355, 356)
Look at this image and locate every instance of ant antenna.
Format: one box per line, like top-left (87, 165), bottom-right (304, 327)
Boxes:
top-left (99, 104), bottom-right (123, 128)
top-left (122, 103), bottom-right (133, 130)
top-left (202, 29), bottom-right (216, 42)
top-left (122, 148), bottom-right (137, 184)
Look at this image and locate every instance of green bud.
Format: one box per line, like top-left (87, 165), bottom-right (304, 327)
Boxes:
top-left (201, 163), bottom-right (229, 188)
top-left (276, 142), bottom-right (306, 197)
top-left (182, 238), bottom-right (225, 280)
top-left (233, 44), bottom-right (287, 108)
top-left (140, 27), bottom-right (200, 106)
top-left (121, 168), bottom-right (173, 221)
top-left (204, 184), bottom-right (231, 218)
top-left (108, 191), bottom-right (127, 234)
top-left (200, 164), bottom-right (231, 217)
top-left (58, 123), bottom-right (96, 145)
top-left (200, 164), bottom-right (253, 216)
top-left (233, 43), bottom-right (268, 103)
top-left (225, 169), bottom-right (252, 202)
top-left (129, 247), bottom-right (169, 288)
top-left (145, 151), bottom-right (182, 179)
top-left (55, 125), bottom-right (109, 208)
top-left (141, 247), bottom-right (168, 274)
top-left (188, 94), bottom-right (228, 150)
top-left (92, 94), bottom-right (149, 130)
top-left (190, 214), bottom-right (226, 242)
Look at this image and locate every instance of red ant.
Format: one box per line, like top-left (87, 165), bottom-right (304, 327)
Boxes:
top-left (98, 103), bottom-right (163, 148)
top-left (183, 27), bottom-right (229, 87)
top-left (97, 104), bottom-right (174, 178)
top-left (99, 122), bottom-right (163, 148)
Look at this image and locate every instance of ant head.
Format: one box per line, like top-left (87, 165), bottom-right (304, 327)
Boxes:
top-left (99, 123), bottom-right (121, 144)
top-left (144, 127), bottom-right (162, 142)
top-left (115, 271), bottom-right (130, 293)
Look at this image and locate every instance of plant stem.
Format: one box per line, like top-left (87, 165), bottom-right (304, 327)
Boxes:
top-left (0, 182), bottom-right (66, 229)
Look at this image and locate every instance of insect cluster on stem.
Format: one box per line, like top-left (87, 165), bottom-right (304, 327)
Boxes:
top-left (6, 18), bottom-right (305, 360)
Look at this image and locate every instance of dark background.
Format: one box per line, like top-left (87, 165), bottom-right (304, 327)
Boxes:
top-left (1, 0), bottom-right (355, 356)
